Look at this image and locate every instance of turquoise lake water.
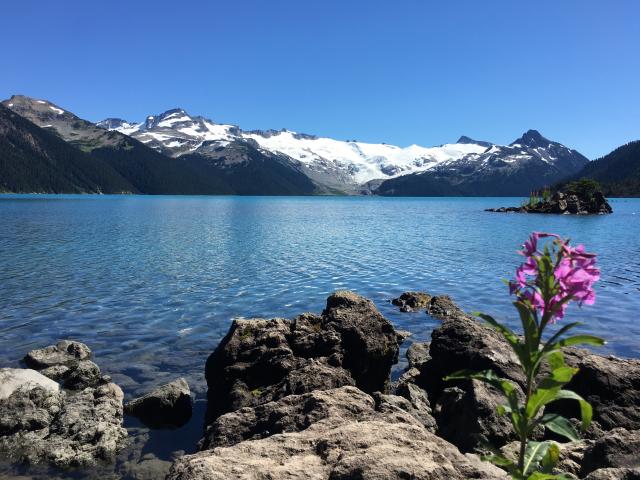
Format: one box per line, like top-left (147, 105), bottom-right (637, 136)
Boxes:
top-left (0, 195), bottom-right (639, 476)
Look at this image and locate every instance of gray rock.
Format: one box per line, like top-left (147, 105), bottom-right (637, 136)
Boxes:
top-left (202, 386), bottom-right (407, 449)
top-left (501, 439), bottom-right (591, 478)
top-left (425, 309), bottom-right (525, 397)
top-left (24, 340), bottom-right (91, 369)
top-left (321, 291), bottom-right (400, 393)
top-left (374, 386), bottom-right (436, 432)
top-left (558, 354), bottom-right (640, 431)
top-left (583, 468), bottom-right (640, 480)
top-left (394, 382), bottom-right (437, 431)
top-left (125, 378), bottom-right (192, 428)
top-left (0, 381), bottom-right (127, 467)
top-left (435, 380), bottom-right (521, 452)
top-left (580, 428), bottom-right (640, 476)
top-left (62, 360), bottom-right (101, 390)
top-left (170, 417), bottom-right (508, 480)
top-left (392, 291), bottom-right (432, 312)
top-left (407, 342), bottom-right (431, 369)
top-left (396, 329), bottom-right (413, 343)
top-left (425, 295), bottom-right (470, 320)
top-left (0, 368), bottom-right (59, 400)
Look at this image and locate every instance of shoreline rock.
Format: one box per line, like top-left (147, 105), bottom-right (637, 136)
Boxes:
top-left (177, 290), bottom-right (640, 479)
top-left (0, 341), bottom-right (127, 468)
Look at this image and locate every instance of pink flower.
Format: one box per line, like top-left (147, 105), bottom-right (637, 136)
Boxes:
top-left (510, 233), bottom-right (599, 321)
top-left (519, 232), bottom-right (560, 257)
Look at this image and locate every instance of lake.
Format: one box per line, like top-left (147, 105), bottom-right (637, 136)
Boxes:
top-left (1, 195), bottom-right (639, 477)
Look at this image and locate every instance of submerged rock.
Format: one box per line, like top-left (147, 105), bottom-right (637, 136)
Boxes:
top-left (125, 378), bottom-right (192, 428)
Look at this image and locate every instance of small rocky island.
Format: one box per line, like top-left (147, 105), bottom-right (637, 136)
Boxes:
top-left (1, 291), bottom-right (638, 479)
top-left (486, 179), bottom-right (613, 215)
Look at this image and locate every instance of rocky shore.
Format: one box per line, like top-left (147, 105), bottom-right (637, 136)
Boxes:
top-left (1, 291), bottom-right (638, 479)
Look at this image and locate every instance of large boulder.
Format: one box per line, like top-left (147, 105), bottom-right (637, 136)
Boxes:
top-left (125, 378), bottom-right (192, 428)
top-left (1, 343), bottom-right (127, 468)
top-left (204, 291), bottom-right (399, 423)
top-left (170, 418), bottom-right (508, 480)
top-left (0, 380), bottom-right (127, 467)
top-left (558, 354), bottom-right (640, 431)
top-left (425, 312), bottom-right (525, 397)
top-left (201, 385), bottom-right (436, 450)
top-left (403, 294), bottom-right (640, 455)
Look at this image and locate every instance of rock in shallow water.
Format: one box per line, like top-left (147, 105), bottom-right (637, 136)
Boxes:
top-left (392, 291), bottom-right (432, 312)
top-left (0, 378), bottom-right (127, 467)
top-left (1, 341), bottom-right (127, 468)
top-left (24, 340), bottom-right (92, 369)
top-left (125, 378), bottom-right (192, 428)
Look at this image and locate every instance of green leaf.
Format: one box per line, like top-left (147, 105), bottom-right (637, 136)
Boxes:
top-left (527, 473), bottom-right (573, 480)
top-left (513, 301), bottom-right (539, 366)
top-left (540, 414), bottom-right (580, 441)
top-left (540, 442), bottom-right (560, 473)
top-left (541, 322), bottom-right (582, 352)
top-left (523, 441), bottom-right (551, 476)
top-left (481, 453), bottom-right (515, 468)
top-left (557, 335), bottom-right (606, 348)
top-left (553, 390), bottom-right (593, 431)
top-left (526, 356), bottom-right (578, 419)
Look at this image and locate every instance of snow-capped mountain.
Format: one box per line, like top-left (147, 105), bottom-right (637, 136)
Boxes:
top-left (98, 108), bottom-right (491, 186)
top-left (98, 107), bottom-right (587, 194)
top-left (375, 130), bottom-right (589, 196)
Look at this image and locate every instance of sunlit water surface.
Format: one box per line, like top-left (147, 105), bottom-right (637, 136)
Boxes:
top-left (1, 195), bottom-right (639, 478)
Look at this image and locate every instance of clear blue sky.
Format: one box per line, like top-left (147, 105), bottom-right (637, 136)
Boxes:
top-left (2, 0), bottom-right (638, 159)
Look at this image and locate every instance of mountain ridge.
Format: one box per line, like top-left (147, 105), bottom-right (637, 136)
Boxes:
top-left (0, 94), bottom-right (607, 196)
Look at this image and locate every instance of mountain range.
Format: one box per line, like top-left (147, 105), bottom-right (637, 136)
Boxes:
top-left (1, 94), bottom-right (637, 196)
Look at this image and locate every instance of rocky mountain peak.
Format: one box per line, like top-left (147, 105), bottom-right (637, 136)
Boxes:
top-left (512, 129), bottom-right (551, 148)
top-left (456, 136), bottom-right (493, 148)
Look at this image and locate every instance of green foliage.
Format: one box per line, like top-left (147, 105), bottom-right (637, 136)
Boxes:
top-left (563, 178), bottom-right (602, 201)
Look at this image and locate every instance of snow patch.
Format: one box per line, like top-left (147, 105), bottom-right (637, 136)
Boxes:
top-left (49, 106), bottom-right (64, 115)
